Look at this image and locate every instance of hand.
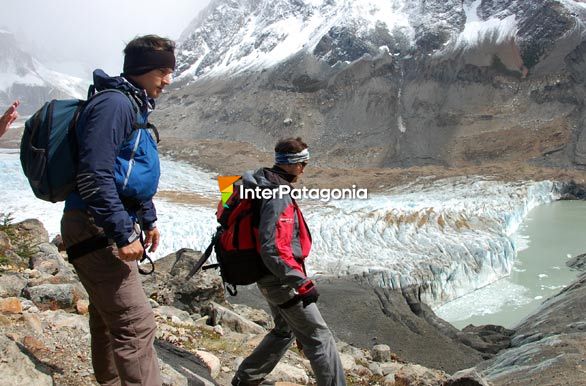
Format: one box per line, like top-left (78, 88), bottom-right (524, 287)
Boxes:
top-left (144, 227), bottom-right (160, 253)
top-left (118, 239), bottom-right (144, 261)
top-left (0, 100), bottom-right (20, 137)
top-left (297, 280), bottom-right (319, 308)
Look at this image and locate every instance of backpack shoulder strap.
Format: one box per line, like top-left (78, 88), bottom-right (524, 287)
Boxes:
top-left (86, 88), bottom-right (161, 142)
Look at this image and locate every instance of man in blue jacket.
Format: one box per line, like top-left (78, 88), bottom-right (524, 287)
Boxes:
top-left (60, 35), bottom-right (175, 386)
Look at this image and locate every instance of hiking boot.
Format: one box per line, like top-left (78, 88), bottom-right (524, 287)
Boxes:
top-left (231, 376), bottom-right (276, 386)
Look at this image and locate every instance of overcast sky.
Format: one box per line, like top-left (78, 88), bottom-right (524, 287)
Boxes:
top-left (0, 0), bottom-right (211, 79)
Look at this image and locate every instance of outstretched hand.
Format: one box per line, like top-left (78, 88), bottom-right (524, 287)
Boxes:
top-left (0, 100), bottom-right (20, 138)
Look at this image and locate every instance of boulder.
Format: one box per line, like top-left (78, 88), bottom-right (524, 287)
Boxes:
top-left (232, 303), bottom-right (274, 329)
top-left (0, 273), bottom-right (27, 297)
top-left (209, 301), bottom-right (266, 334)
top-left (339, 352), bottom-right (356, 371)
top-left (141, 249), bottom-right (224, 313)
top-left (458, 324), bottom-right (513, 355)
top-left (22, 335), bottom-right (47, 352)
top-left (154, 306), bottom-right (196, 326)
top-left (22, 313), bottom-right (43, 334)
top-left (160, 360), bottom-right (190, 386)
top-left (445, 368), bottom-right (489, 386)
top-left (76, 299), bottom-right (89, 315)
top-left (195, 350), bottom-right (221, 378)
top-left (0, 297), bottom-right (22, 314)
top-left (372, 344), bottom-right (392, 362)
top-left (394, 364), bottom-right (447, 386)
top-left (13, 219), bottom-right (49, 246)
top-left (24, 283), bottom-right (87, 310)
top-left (567, 253), bottom-right (586, 271)
top-left (270, 362), bottom-right (309, 385)
top-left (41, 309), bottom-right (89, 333)
top-left (29, 243), bottom-right (74, 277)
top-left (0, 335), bottom-right (53, 386)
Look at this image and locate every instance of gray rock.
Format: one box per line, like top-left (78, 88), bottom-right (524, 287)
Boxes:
top-left (0, 335), bottom-right (53, 386)
top-left (22, 313), bottom-right (43, 334)
top-left (339, 352), bottom-right (356, 371)
top-left (23, 283), bottom-right (87, 310)
top-left (29, 243), bottom-right (74, 277)
top-left (232, 303), bottom-right (274, 329)
top-left (566, 253), bottom-right (586, 271)
top-left (446, 368), bottom-right (489, 386)
top-left (0, 272), bottom-right (26, 297)
top-left (372, 344), bottom-right (391, 362)
top-left (155, 339), bottom-right (217, 386)
top-left (149, 298), bottom-right (160, 308)
top-left (380, 362), bottom-right (403, 377)
top-left (41, 310), bottom-right (89, 333)
top-left (195, 350), bottom-right (221, 378)
top-left (154, 306), bottom-right (195, 326)
top-left (209, 302), bottom-right (266, 334)
top-left (369, 362), bottom-right (383, 376)
top-left (270, 362), bottom-right (309, 384)
top-left (458, 324), bottom-right (513, 355)
top-left (141, 249), bottom-right (224, 314)
top-left (394, 364), bottom-right (447, 386)
top-left (13, 219), bottom-right (49, 245)
top-left (476, 273), bottom-right (586, 386)
top-left (160, 361), bottom-right (189, 386)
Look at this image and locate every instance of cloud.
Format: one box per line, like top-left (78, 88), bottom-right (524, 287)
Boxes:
top-left (0, 0), bottom-right (210, 79)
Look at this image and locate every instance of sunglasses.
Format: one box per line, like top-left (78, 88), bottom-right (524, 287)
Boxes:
top-left (299, 161), bottom-right (308, 168)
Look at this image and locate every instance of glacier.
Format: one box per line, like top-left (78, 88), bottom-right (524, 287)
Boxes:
top-left (303, 177), bottom-right (563, 306)
top-left (0, 149), bottom-right (565, 308)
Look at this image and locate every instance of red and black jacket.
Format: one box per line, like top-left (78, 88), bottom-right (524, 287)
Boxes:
top-left (242, 168), bottom-right (312, 289)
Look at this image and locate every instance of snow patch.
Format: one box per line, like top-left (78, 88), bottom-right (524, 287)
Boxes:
top-left (455, 0), bottom-right (517, 49)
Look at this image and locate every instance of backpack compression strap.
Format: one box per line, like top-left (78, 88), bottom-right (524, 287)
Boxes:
top-left (186, 227), bottom-right (221, 281)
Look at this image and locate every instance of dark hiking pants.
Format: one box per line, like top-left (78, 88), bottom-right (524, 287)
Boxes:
top-left (234, 276), bottom-right (346, 386)
top-left (61, 210), bottom-right (161, 386)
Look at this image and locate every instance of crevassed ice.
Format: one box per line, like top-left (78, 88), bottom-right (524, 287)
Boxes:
top-left (0, 149), bottom-right (563, 307)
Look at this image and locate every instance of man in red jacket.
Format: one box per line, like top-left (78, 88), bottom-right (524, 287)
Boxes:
top-left (232, 138), bottom-right (346, 386)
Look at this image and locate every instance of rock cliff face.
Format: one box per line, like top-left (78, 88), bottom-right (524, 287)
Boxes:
top-left (154, 0), bottom-right (586, 168)
top-left (478, 269), bottom-right (586, 385)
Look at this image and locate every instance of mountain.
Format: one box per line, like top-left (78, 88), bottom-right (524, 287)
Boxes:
top-left (153, 0), bottom-right (586, 169)
top-left (0, 30), bottom-right (88, 115)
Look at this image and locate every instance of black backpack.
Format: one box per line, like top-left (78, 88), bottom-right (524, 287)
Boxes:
top-left (187, 182), bottom-right (269, 295)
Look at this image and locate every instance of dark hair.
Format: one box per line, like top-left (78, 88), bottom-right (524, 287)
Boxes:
top-left (124, 34), bottom-right (175, 54)
top-left (274, 137), bottom-right (308, 153)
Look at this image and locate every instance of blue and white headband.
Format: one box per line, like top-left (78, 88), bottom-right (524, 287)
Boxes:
top-left (275, 148), bottom-right (310, 165)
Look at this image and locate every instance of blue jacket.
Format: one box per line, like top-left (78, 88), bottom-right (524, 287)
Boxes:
top-left (65, 69), bottom-right (160, 247)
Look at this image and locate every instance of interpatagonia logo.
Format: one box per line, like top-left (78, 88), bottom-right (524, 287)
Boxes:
top-left (217, 175), bottom-right (241, 207)
top-left (218, 175), bottom-right (368, 203)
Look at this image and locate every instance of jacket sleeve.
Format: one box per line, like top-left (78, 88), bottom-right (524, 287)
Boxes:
top-left (140, 199), bottom-right (157, 229)
top-left (258, 196), bottom-right (307, 289)
top-left (75, 92), bottom-right (138, 247)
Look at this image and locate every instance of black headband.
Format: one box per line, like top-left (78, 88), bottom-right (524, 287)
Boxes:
top-left (123, 50), bottom-right (176, 76)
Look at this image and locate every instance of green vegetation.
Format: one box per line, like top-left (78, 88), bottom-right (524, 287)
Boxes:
top-left (0, 212), bottom-right (34, 270)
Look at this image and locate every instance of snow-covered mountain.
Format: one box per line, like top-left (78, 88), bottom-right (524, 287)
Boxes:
top-left (155, 0), bottom-right (586, 170)
top-left (0, 30), bottom-right (88, 114)
top-left (175, 0), bottom-right (585, 80)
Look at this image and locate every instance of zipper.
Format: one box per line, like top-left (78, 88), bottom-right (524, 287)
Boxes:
top-left (122, 129), bottom-right (142, 191)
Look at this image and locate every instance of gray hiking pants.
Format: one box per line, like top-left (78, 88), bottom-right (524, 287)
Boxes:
top-left (234, 276), bottom-right (346, 386)
top-left (61, 210), bottom-right (162, 386)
